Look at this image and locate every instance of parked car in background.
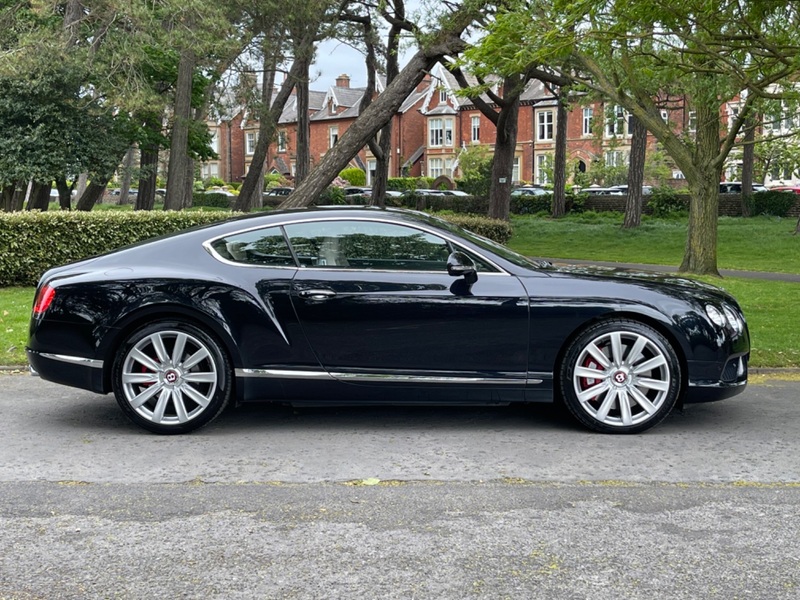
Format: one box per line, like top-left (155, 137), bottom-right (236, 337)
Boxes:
top-left (767, 186), bottom-right (800, 194)
top-left (401, 188), bottom-right (447, 197)
top-left (28, 206), bottom-right (749, 435)
top-left (511, 187), bottom-right (550, 197)
top-left (582, 186), bottom-right (625, 196)
top-left (344, 187), bottom-right (371, 197)
top-left (437, 189), bottom-right (472, 197)
top-left (263, 187), bottom-right (293, 198)
top-left (610, 185), bottom-right (653, 195)
top-left (719, 182), bottom-right (768, 193)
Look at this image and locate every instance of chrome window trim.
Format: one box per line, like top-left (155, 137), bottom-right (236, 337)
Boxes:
top-left (203, 215), bottom-right (509, 275)
top-left (31, 351), bottom-right (104, 369)
top-left (236, 368), bottom-right (548, 385)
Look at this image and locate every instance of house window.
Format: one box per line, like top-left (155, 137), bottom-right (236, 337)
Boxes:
top-left (728, 104), bottom-right (740, 131)
top-left (429, 157), bottom-right (444, 178)
top-left (429, 118), bottom-right (454, 147)
top-left (605, 150), bottom-right (626, 167)
top-left (277, 130), bottom-right (287, 153)
top-left (688, 111), bottom-right (697, 133)
top-left (329, 126), bottom-right (339, 149)
top-left (367, 159), bottom-right (376, 185)
top-left (582, 107), bottom-right (593, 136)
top-left (536, 154), bottom-right (552, 185)
top-left (606, 105), bottom-right (626, 136)
top-left (209, 129), bottom-right (219, 154)
top-left (537, 110), bottom-right (554, 141)
top-left (445, 158), bottom-right (454, 177)
top-left (439, 89), bottom-right (448, 103)
top-left (471, 115), bottom-right (480, 143)
top-left (512, 156), bottom-right (521, 183)
top-left (246, 132), bottom-right (257, 155)
top-left (661, 109), bottom-right (669, 123)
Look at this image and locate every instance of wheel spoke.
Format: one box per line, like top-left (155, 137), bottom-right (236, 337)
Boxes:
top-left (182, 383), bottom-right (211, 408)
top-left (130, 382), bottom-right (163, 408)
top-left (595, 390), bottom-right (616, 422)
top-left (172, 388), bottom-right (189, 423)
top-left (610, 332), bottom-right (624, 365)
top-left (632, 355), bottom-right (667, 375)
top-left (129, 348), bottom-right (161, 373)
top-left (625, 336), bottom-right (648, 367)
top-left (172, 333), bottom-right (188, 365)
top-left (637, 377), bottom-right (670, 392)
top-left (618, 389), bottom-right (633, 426)
top-left (122, 372), bottom-right (159, 385)
top-left (585, 342), bottom-right (611, 369)
top-left (574, 365), bottom-right (607, 380)
top-left (183, 347), bottom-right (210, 370)
top-left (151, 388), bottom-right (171, 423)
top-left (150, 333), bottom-right (170, 365)
top-left (629, 386), bottom-right (659, 415)
top-left (183, 371), bottom-right (217, 384)
top-left (577, 380), bottom-right (610, 403)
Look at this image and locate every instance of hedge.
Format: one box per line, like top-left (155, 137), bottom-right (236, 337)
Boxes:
top-left (0, 211), bottom-right (230, 286)
top-left (0, 210), bottom-right (512, 287)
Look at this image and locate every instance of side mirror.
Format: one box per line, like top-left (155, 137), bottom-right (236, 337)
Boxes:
top-left (447, 251), bottom-right (478, 284)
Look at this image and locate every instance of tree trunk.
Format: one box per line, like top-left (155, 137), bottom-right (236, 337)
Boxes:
top-left (235, 57), bottom-right (303, 212)
top-left (741, 115), bottom-right (756, 217)
top-left (278, 9), bottom-right (477, 209)
top-left (294, 47), bottom-right (313, 186)
top-left (1, 184), bottom-right (17, 212)
top-left (55, 176), bottom-right (73, 210)
top-left (74, 172), bottom-right (88, 199)
top-left (26, 183), bottom-right (50, 211)
top-left (623, 115), bottom-right (647, 229)
top-left (75, 181), bottom-right (108, 211)
top-left (488, 96), bottom-right (520, 220)
top-left (551, 96), bottom-right (568, 218)
top-left (164, 49), bottom-right (195, 211)
top-left (136, 114), bottom-right (162, 211)
top-left (119, 146), bottom-right (136, 205)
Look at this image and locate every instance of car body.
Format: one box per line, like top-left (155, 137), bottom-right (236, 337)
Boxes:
top-left (511, 187), bottom-right (551, 197)
top-left (768, 186), bottom-right (800, 194)
top-left (437, 190), bottom-right (472, 197)
top-left (263, 187), bottom-right (293, 197)
top-left (719, 182), bottom-right (768, 193)
top-left (610, 185), bottom-right (653, 195)
top-left (402, 188), bottom-right (447, 197)
top-left (28, 207), bottom-right (750, 435)
top-left (583, 187), bottom-right (626, 196)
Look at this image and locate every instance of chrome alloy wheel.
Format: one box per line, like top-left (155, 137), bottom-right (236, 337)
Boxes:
top-left (572, 330), bottom-right (672, 428)
top-left (120, 329), bottom-right (219, 426)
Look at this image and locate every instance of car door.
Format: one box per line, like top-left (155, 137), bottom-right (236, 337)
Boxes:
top-left (284, 218), bottom-right (530, 394)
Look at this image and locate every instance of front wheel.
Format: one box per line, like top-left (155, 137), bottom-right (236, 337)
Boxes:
top-left (112, 321), bottom-right (232, 434)
top-left (560, 320), bottom-right (681, 434)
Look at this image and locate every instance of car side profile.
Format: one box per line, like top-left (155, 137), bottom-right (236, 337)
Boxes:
top-left (28, 207), bottom-right (749, 435)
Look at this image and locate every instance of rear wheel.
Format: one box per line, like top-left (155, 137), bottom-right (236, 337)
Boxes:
top-left (112, 321), bottom-right (232, 434)
top-left (560, 320), bottom-right (681, 434)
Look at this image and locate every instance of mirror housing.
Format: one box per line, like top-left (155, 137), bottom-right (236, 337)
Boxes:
top-left (447, 251), bottom-right (478, 284)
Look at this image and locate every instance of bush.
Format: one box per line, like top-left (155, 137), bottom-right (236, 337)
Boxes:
top-left (745, 191), bottom-right (796, 217)
top-left (647, 186), bottom-right (689, 216)
top-left (510, 193), bottom-right (552, 215)
top-left (387, 177), bottom-right (435, 192)
top-left (441, 214), bottom-right (513, 245)
top-left (339, 168), bottom-right (366, 186)
top-left (193, 192), bottom-right (234, 208)
top-left (0, 211), bottom-right (230, 286)
top-left (408, 195), bottom-right (487, 214)
top-left (204, 176), bottom-right (226, 188)
top-left (315, 186), bottom-right (347, 205)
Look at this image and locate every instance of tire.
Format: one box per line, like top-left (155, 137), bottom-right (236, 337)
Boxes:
top-left (559, 319), bottom-right (681, 434)
top-left (112, 320), bottom-right (232, 434)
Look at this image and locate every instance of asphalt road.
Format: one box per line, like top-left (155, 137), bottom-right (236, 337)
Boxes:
top-left (1, 374), bottom-right (799, 599)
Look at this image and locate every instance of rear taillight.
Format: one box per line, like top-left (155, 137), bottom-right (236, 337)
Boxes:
top-left (33, 285), bottom-right (56, 315)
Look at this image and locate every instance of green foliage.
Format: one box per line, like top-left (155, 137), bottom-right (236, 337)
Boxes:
top-left (745, 191), bottom-right (796, 217)
top-left (510, 193), bottom-right (552, 215)
top-left (647, 186), bottom-right (689, 217)
top-left (317, 186), bottom-right (347, 205)
top-left (440, 214), bottom-right (513, 245)
top-left (409, 195), bottom-right (486, 214)
top-left (193, 192), bottom-right (233, 208)
top-left (204, 176), bottom-right (226, 188)
top-left (339, 168), bottom-right (366, 186)
top-left (456, 146), bottom-right (492, 197)
top-left (387, 177), bottom-right (435, 192)
top-left (0, 211), bottom-right (230, 287)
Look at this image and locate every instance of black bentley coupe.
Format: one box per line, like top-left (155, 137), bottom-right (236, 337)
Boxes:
top-left (27, 207), bottom-right (749, 434)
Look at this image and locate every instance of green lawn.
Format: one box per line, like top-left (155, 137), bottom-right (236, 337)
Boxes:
top-left (508, 213), bottom-right (800, 273)
top-left (2, 214), bottom-right (798, 368)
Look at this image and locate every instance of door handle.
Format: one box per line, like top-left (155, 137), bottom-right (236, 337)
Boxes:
top-left (298, 289), bottom-right (336, 300)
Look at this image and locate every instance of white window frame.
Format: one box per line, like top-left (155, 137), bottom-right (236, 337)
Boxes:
top-left (209, 129), bottom-right (219, 154)
top-left (471, 115), bottom-right (480, 143)
top-left (536, 154), bottom-right (552, 185)
top-left (429, 157), bottom-right (444, 178)
top-left (537, 110), bottom-right (554, 141)
top-left (582, 107), bottom-right (593, 136)
top-left (277, 130), bottom-right (287, 153)
top-left (606, 105), bottom-right (627, 137)
top-left (246, 132), bottom-right (257, 155)
top-left (605, 150), bottom-right (626, 167)
top-left (688, 111), bottom-right (697, 133)
top-left (439, 89), bottom-right (448, 103)
top-left (329, 126), bottom-right (339, 149)
top-left (429, 118), bottom-right (443, 147)
top-left (512, 156), bottom-right (521, 183)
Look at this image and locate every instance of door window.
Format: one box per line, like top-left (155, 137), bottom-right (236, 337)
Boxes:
top-left (209, 227), bottom-right (295, 267)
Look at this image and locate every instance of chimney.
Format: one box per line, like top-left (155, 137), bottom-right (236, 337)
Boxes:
top-left (335, 74), bottom-right (350, 88)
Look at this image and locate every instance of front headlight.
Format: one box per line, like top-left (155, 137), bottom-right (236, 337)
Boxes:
top-left (722, 305), bottom-right (744, 335)
top-left (705, 305), bottom-right (727, 328)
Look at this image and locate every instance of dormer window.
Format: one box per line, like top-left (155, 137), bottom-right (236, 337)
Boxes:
top-left (439, 89), bottom-right (448, 104)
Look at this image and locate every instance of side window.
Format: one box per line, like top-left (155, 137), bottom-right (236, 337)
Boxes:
top-left (209, 227), bottom-right (295, 267)
top-left (451, 245), bottom-right (499, 273)
top-left (284, 220), bottom-right (453, 271)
